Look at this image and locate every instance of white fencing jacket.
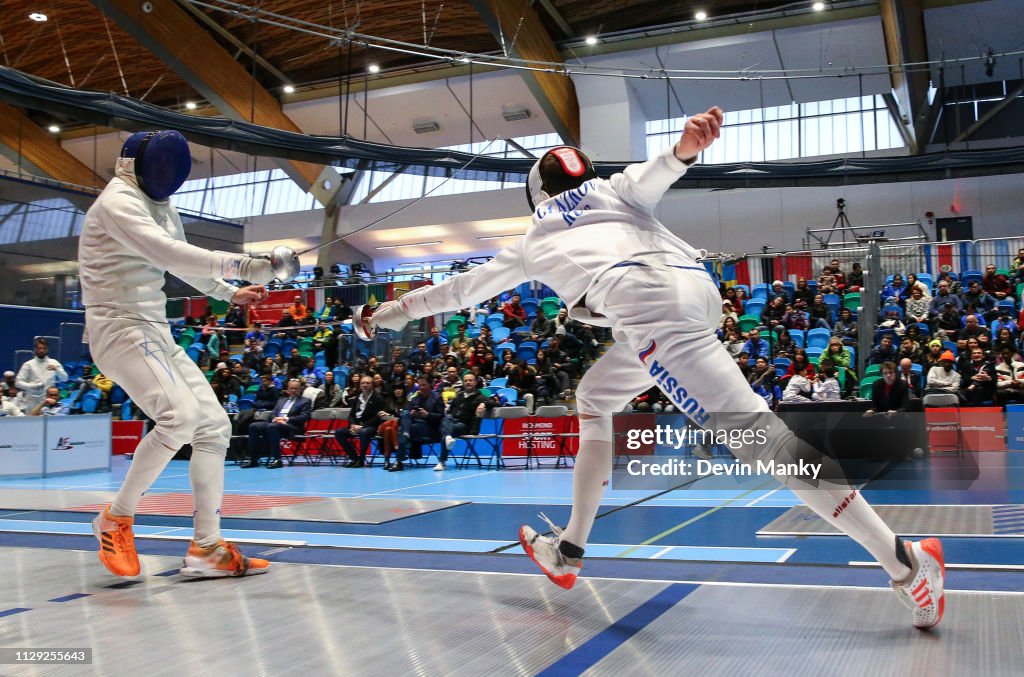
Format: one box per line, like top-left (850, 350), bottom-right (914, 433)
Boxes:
top-left (16, 356), bottom-right (67, 409)
top-left (79, 159), bottom-right (242, 324)
top-left (399, 147), bottom-right (705, 326)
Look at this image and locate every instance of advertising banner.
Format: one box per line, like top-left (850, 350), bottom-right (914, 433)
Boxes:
top-left (1007, 405), bottom-right (1024, 452)
top-left (112, 420), bottom-right (146, 455)
top-left (500, 416), bottom-right (578, 457)
top-left (44, 414), bottom-right (111, 474)
top-left (0, 417), bottom-right (45, 477)
top-left (248, 289), bottom-right (312, 325)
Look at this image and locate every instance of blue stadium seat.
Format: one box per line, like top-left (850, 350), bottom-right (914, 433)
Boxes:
top-left (915, 273), bottom-right (933, 289)
top-left (744, 300), bottom-right (765, 318)
top-left (806, 328), bottom-right (831, 350)
top-left (516, 341), bottom-right (538, 363)
top-left (491, 326), bottom-right (511, 344)
top-left (489, 377), bottom-right (508, 389)
top-left (790, 330), bottom-right (805, 348)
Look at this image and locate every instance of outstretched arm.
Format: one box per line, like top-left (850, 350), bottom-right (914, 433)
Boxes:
top-left (610, 106), bottom-right (723, 213)
top-left (373, 239), bottom-right (529, 329)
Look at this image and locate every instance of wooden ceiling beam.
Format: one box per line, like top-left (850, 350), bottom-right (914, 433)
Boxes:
top-left (0, 103), bottom-right (104, 189)
top-left (89, 0), bottom-right (340, 204)
top-left (469, 0), bottom-right (580, 146)
top-left (879, 0), bottom-right (930, 155)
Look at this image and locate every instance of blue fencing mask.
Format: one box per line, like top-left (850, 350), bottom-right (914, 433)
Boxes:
top-left (120, 130), bottom-right (191, 201)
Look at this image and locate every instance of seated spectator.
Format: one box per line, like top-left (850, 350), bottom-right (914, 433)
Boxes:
top-left (742, 329), bottom-right (770, 361)
top-left (934, 302), bottom-right (961, 340)
top-left (865, 362), bottom-right (910, 416)
top-left (530, 312), bottom-right (553, 341)
top-left (937, 271), bottom-right (963, 295)
top-left (995, 347), bottom-right (1024, 405)
top-left (274, 310), bottom-right (298, 339)
top-left (808, 294), bottom-right (832, 329)
top-left (31, 386), bottom-right (68, 416)
top-left (506, 360), bottom-right (539, 412)
top-left (846, 262), bottom-right (864, 290)
top-left (719, 300), bottom-right (738, 329)
top-left (781, 302), bottom-right (809, 331)
top-left (833, 307), bottom-right (858, 345)
top-left (820, 338), bottom-right (856, 389)
top-left (897, 337), bottom-right (923, 366)
top-left (436, 372), bottom-right (495, 471)
top-left (718, 316), bottom-right (739, 340)
top-left (781, 367), bottom-right (814, 403)
top-left (436, 365), bottom-right (463, 399)
top-left (982, 263), bottom-right (1012, 302)
top-left (425, 326), bottom-right (448, 358)
top-left (241, 338), bottom-right (264, 370)
top-left (770, 279), bottom-right (787, 300)
top-left (1010, 247), bottom-right (1024, 287)
top-left (722, 329), bottom-right (746, 358)
top-left (991, 311), bottom-right (1018, 341)
top-left (812, 365), bottom-right (842, 401)
top-left (289, 295), bottom-right (308, 320)
top-left (502, 293), bottom-right (528, 329)
top-left (335, 375), bottom-right (387, 468)
top-left (816, 268), bottom-right (836, 295)
top-left (231, 361), bottom-right (252, 390)
top-left (881, 274), bottom-right (908, 305)
top-left (959, 314), bottom-right (987, 342)
top-left (792, 278), bottom-right (815, 306)
top-left (878, 308), bottom-right (906, 337)
top-left (748, 356), bottom-right (777, 393)
top-left (1, 384), bottom-right (24, 416)
top-left (377, 384), bottom-right (408, 470)
top-left (828, 259), bottom-right (846, 290)
top-left (535, 348), bottom-right (572, 400)
top-left (394, 374), bottom-right (444, 469)
top-left (869, 334), bottom-right (898, 365)
top-left (783, 348), bottom-right (816, 382)
top-left (244, 378), bottom-right (311, 469)
top-left (906, 273), bottom-right (931, 300)
top-left (961, 281), bottom-right (996, 320)
top-left (319, 371), bottom-right (343, 408)
top-left (723, 286), bottom-right (743, 313)
top-left (905, 286), bottom-right (930, 326)
top-left (924, 351), bottom-right (960, 405)
top-left (199, 314), bottom-right (220, 343)
top-left (69, 365), bottom-right (113, 413)
top-left (922, 340), bottom-right (945, 371)
top-left (896, 358), bottom-right (921, 396)
top-left (210, 363), bottom-right (242, 405)
top-left (761, 296), bottom-right (787, 329)
top-left (253, 374), bottom-right (280, 411)
top-left (300, 357), bottom-right (325, 388)
top-left (301, 376), bottom-right (327, 410)
top-left (735, 352), bottom-right (752, 380)
top-left (449, 324), bottom-right (472, 353)
top-left (960, 347), bottom-right (996, 406)
top-left (285, 348), bottom-right (305, 378)
top-left (632, 386), bottom-right (673, 412)
top-left (733, 286), bottom-right (748, 313)
top-left (224, 304), bottom-right (246, 344)
top-left (16, 338), bottom-right (67, 413)
top-left (773, 329), bottom-right (798, 360)
top-left (929, 281), bottom-right (963, 318)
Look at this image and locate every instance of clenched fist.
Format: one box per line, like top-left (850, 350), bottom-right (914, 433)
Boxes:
top-left (674, 106), bottom-right (724, 162)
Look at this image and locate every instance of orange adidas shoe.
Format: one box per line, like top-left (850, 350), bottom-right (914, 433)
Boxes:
top-left (92, 505), bottom-right (141, 577)
top-left (179, 540), bottom-right (271, 579)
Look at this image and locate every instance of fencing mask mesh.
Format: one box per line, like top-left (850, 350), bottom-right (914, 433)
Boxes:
top-left (120, 130), bottom-right (192, 201)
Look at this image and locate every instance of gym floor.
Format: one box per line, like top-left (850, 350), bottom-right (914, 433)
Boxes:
top-left (2, 451), bottom-right (1023, 675)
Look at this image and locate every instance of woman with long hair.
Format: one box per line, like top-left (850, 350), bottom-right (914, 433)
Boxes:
top-left (378, 384), bottom-right (408, 469)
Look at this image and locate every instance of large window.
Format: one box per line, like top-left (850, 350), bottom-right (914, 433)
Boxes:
top-left (646, 95), bottom-right (904, 163)
top-left (174, 167), bottom-right (327, 220)
top-left (348, 133), bottom-right (562, 204)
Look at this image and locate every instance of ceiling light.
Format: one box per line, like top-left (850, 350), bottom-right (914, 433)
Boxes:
top-left (29, 12), bottom-right (47, 22)
top-left (585, 36), bottom-right (598, 45)
top-left (458, 56), bottom-right (471, 63)
top-left (695, 10), bottom-right (708, 21)
top-left (367, 63), bottom-right (380, 74)
top-left (375, 241), bottom-right (441, 250)
top-left (477, 234), bottom-right (524, 241)
top-left (47, 124), bottom-right (60, 133)
top-left (185, 101), bottom-right (197, 110)
top-left (282, 84), bottom-right (295, 94)
top-left (812, 1), bottom-right (825, 10)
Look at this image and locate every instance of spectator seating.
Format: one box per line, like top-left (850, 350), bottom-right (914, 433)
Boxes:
top-left (806, 328), bottom-right (831, 350)
top-left (738, 315), bottom-right (760, 333)
top-left (520, 298), bottom-right (540, 318)
top-left (540, 297), bottom-right (561, 319)
top-left (860, 376), bottom-right (881, 399)
top-left (489, 377), bottom-right (507, 388)
top-left (744, 300), bottom-right (765, 318)
top-left (842, 293), bottom-right (861, 311)
top-left (517, 341), bottom-right (538, 363)
top-left (916, 273), bottom-right (933, 289)
top-left (751, 284), bottom-right (770, 301)
top-left (961, 270), bottom-right (983, 286)
top-left (491, 326), bottom-right (512, 344)
top-left (790, 329), bottom-right (805, 348)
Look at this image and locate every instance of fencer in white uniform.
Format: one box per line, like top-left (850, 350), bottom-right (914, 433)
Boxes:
top-left (79, 130), bottom-right (276, 578)
top-left (16, 339), bottom-right (67, 413)
top-left (371, 108), bottom-right (946, 629)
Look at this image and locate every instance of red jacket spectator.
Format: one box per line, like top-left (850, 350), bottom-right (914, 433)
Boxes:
top-left (502, 294), bottom-right (527, 329)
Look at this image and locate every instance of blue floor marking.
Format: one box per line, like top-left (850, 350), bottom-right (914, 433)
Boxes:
top-left (48, 593), bottom-right (90, 603)
top-left (0, 607), bottom-right (32, 617)
top-left (536, 583), bottom-right (699, 676)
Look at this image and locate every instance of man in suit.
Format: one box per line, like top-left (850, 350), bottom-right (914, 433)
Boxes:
top-left (335, 374), bottom-right (387, 467)
top-left (865, 362), bottom-right (911, 416)
top-left (390, 374), bottom-right (445, 471)
top-left (244, 378), bottom-right (312, 469)
top-left (960, 347), bottom-right (997, 406)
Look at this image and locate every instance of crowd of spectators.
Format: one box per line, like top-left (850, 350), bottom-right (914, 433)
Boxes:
top-left (713, 252), bottom-right (1024, 410)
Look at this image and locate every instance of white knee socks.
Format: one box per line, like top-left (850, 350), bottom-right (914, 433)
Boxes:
top-left (561, 415), bottom-right (614, 550)
top-left (110, 434), bottom-right (178, 517)
top-left (189, 445), bottom-right (226, 548)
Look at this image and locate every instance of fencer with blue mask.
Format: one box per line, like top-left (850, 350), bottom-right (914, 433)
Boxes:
top-left (368, 107), bottom-right (945, 629)
top-left (79, 130), bottom-right (282, 579)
